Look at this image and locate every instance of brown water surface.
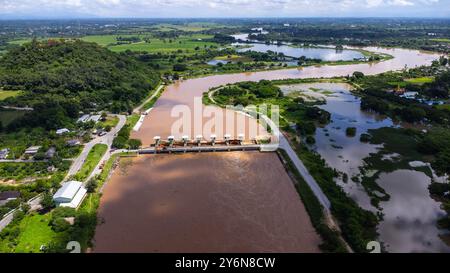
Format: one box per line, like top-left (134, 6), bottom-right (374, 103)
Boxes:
top-left (132, 47), bottom-right (439, 145)
top-left (93, 152), bottom-right (321, 252)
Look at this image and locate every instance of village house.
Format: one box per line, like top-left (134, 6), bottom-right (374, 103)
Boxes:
top-left (66, 139), bottom-right (81, 146)
top-left (53, 181), bottom-right (87, 209)
top-left (77, 114), bottom-right (101, 124)
top-left (0, 148), bottom-right (9, 160)
top-left (56, 128), bottom-right (70, 135)
top-left (24, 146), bottom-right (41, 155)
top-left (45, 147), bottom-right (56, 159)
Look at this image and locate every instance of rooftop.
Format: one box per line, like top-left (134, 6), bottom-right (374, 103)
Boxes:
top-left (53, 181), bottom-right (83, 201)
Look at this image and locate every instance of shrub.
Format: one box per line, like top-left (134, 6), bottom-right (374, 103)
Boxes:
top-left (346, 127), bottom-right (357, 137)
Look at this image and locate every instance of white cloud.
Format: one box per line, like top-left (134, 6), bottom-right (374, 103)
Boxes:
top-left (0, 0), bottom-right (447, 17)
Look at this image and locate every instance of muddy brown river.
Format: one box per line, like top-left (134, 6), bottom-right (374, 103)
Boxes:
top-left (93, 152), bottom-right (321, 252)
top-left (94, 47), bottom-right (440, 252)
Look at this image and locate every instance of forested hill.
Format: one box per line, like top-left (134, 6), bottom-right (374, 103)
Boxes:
top-left (0, 39), bottom-right (159, 130)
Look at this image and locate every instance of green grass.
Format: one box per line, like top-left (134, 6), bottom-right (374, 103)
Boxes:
top-left (215, 55), bottom-right (253, 62)
top-left (126, 114), bottom-right (141, 128)
top-left (405, 77), bottom-right (434, 85)
top-left (0, 90), bottom-right (21, 100)
top-left (0, 110), bottom-right (26, 127)
top-left (13, 213), bottom-right (57, 253)
top-left (97, 116), bottom-right (119, 129)
top-left (82, 34), bottom-right (216, 53)
top-left (431, 38), bottom-right (450, 43)
top-left (8, 39), bottom-right (32, 45)
top-left (436, 104), bottom-right (450, 110)
top-left (73, 144), bottom-right (108, 181)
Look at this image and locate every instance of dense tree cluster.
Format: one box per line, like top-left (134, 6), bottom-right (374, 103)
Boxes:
top-left (214, 80), bottom-right (282, 106)
top-left (0, 39), bottom-right (159, 130)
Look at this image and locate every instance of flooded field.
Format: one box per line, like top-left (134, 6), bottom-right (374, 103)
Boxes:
top-left (292, 82), bottom-right (450, 252)
top-left (132, 47), bottom-right (439, 146)
top-left (234, 42), bottom-right (365, 61)
top-left (103, 46), bottom-right (442, 253)
top-left (93, 152), bottom-right (321, 253)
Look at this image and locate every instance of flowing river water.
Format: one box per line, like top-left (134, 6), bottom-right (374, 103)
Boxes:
top-left (94, 46), bottom-right (443, 252)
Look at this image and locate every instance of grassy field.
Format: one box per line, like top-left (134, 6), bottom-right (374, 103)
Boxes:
top-left (436, 104), bottom-right (450, 110)
top-left (0, 90), bottom-right (21, 100)
top-left (431, 38), bottom-right (450, 43)
top-left (13, 213), bottom-right (57, 253)
top-left (405, 77), bottom-right (434, 85)
top-left (73, 144), bottom-right (108, 181)
top-left (0, 110), bottom-right (26, 127)
top-left (97, 116), bottom-right (119, 129)
top-left (215, 54), bottom-right (253, 62)
top-left (126, 114), bottom-right (141, 128)
top-left (81, 34), bottom-right (216, 53)
top-left (0, 213), bottom-right (59, 253)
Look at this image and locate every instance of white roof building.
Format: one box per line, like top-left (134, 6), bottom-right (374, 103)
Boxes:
top-left (88, 115), bottom-right (101, 123)
top-left (77, 114), bottom-right (90, 123)
top-left (56, 128), bottom-right (70, 135)
top-left (24, 146), bottom-right (41, 155)
top-left (53, 181), bottom-right (87, 209)
top-left (77, 114), bottom-right (101, 124)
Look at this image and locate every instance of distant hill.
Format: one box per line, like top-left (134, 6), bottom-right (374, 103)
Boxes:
top-left (0, 39), bottom-right (159, 130)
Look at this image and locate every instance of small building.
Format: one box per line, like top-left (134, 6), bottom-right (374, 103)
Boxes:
top-left (87, 115), bottom-right (101, 123)
top-left (56, 128), bottom-right (70, 135)
top-left (45, 147), bottom-right (56, 159)
top-left (53, 181), bottom-right (87, 209)
top-left (77, 114), bottom-right (90, 123)
top-left (77, 114), bottom-right (101, 124)
top-left (0, 148), bottom-right (9, 160)
top-left (66, 139), bottom-right (81, 146)
top-left (24, 146), bottom-right (41, 155)
top-left (47, 165), bottom-right (57, 173)
top-left (400, 91), bottom-right (419, 99)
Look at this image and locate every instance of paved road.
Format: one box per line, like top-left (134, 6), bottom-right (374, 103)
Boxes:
top-left (0, 159), bottom-right (47, 163)
top-left (133, 84), bottom-right (164, 114)
top-left (0, 195), bottom-right (42, 232)
top-left (66, 114), bottom-right (126, 180)
top-left (259, 114), bottom-right (331, 211)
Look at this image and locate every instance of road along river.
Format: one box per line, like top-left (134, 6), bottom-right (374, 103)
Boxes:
top-left (93, 47), bottom-right (440, 252)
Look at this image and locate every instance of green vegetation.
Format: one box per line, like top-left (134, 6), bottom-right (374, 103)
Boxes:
top-left (277, 149), bottom-right (348, 253)
top-left (0, 110), bottom-right (26, 127)
top-left (0, 90), bottom-right (21, 101)
top-left (212, 80), bottom-right (283, 107)
top-left (0, 39), bottom-right (159, 130)
top-left (356, 69), bottom-right (450, 125)
top-left (0, 212), bottom-right (59, 253)
top-left (0, 162), bottom-right (53, 181)
top-left (0, 127), bottom-right (81, 160)
top-left (82, 34), bottom-right (216, 53)
top-left (346, 127), bottom-right (357, 137)
top-left (405, 77), bottom-right (434, 85)
top-left (290, 140), bottom-right (379, 252)
top-left (430, 38), bottom-right (450, 43)
top-left (73, 144), bottom-right (107, 181)
top-left (97, 116), bottom-right (119, 130)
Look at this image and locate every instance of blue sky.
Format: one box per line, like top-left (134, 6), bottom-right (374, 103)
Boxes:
top-left (0, 0), bottom-right (449, 18)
